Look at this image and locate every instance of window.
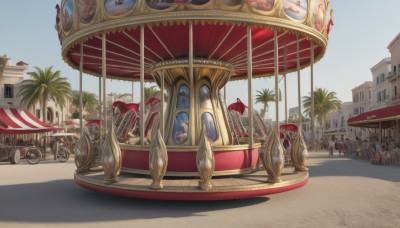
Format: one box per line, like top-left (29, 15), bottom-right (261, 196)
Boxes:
top-left (376, 76), bottom-right (379, 85)
top-left (4, 84), bottom-right (13, 98)
top-left (394, 65), bottom-right (397, 74)
top-left (172, 112), bottom-right (189, 144)
top-left (369, 90), bottom-right (371, 99)
top-left (383, 89), bottom-right (386, 100)
top-left (36, 109), bottom-right (41, 119)
top-left (176, 85), bottom-right (190, 109)
top-left (395, 86), bottom-right (397, 96)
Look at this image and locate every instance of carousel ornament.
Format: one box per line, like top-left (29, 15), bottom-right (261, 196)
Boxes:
top-left (74, 127), bottom-right (94, 173)
top-left (102, 121), bottom-right (122, 183)
top-left (290, 129), bottom-right (308, 171)
top-left (149, 130), bottom-right (168, 189)
top-left (196, 127), bottom-right (215, 190)
top-left (261, 128), bottom-right (285, 183)
top-left (327, 8), bottom-right (334, 39)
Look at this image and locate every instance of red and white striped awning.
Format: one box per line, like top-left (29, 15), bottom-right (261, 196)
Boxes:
top-left (0, 108), bottom-right (62, 134)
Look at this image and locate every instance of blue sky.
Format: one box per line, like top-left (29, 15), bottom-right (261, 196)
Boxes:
top-left (0, 0), bottom-right (399, 121)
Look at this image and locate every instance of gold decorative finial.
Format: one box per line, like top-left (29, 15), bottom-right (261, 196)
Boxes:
top-left (196, 126), bottom-right (215, 190)
top-left (261, 127), bottom-right (284, 183)
top-left (74, 127), bottom-right (94, 173)
top-left (149, 130), bottom-right (168, 189)
top-left (290, 129), bottom-right (308, 171)
top-left (102, 122), bottom-right (122, 183)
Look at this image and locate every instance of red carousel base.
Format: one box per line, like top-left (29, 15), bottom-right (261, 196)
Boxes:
top-left (74, 167), bottom-right (308, 200)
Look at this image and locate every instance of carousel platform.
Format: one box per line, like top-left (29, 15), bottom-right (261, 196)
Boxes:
top-left (75, 167), bottom-right (308, 200)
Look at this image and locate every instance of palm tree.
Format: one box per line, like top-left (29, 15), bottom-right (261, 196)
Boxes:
top-left (72, 91), bottom-right (99, 118)
top-left (144, 85), bottom-right (159, 101)
top-left (255, 88), bottom-right (276, 120)
top-left (18, 66), bottom-right (72, 124)
top-left (302, 88), bottom-right (342, 127)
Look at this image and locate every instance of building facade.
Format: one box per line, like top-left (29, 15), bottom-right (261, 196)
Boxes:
top-left (352, 81), bottom-right (372, 116)
top-left (0, 55), bottom-right (70, 127)
top-left (388, 33), bottom-right (400, 105)
top-left (371, 57), bottom-right (391, 110)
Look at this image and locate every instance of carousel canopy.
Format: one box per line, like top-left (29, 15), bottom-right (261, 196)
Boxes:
top-left (347, 105), bottom-right (400, 129)
top-left (0, 108), bottom-right (62, 134)
top-left (57, 0), bottom-right (330, 81)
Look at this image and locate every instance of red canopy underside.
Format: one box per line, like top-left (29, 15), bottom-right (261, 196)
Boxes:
top-left (0, 108), bottom-right (62, 134)
top-left (347, 105), bottom-right (400, 129)
top-left (68, 24), bottom-right (321, 80)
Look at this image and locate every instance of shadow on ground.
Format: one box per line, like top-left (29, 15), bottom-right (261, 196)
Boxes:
top-left (0, 179), bottom-right (269, 223)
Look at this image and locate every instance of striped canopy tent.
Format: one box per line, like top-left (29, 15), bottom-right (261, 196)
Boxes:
top-left (0, 108), bottom-right (62, 134)
top-left (347, 105), bottom-right (400, 129)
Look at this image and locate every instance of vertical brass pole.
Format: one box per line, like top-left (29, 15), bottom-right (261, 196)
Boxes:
top-left (140, 25), bottom-right (145, 145)
top-left (310, 41), bottom-right (315, 150)
top-left (274, 30), bottom-right (279, 134)
top-left (189, 21), bottom-right (195, 145)
top-left (284, 45), bottom-right (287, 124)
top-left (132, 81), bottom-right (134, 103)
top-left (98, 77), bottom-right (102, 141)
top-left (79, 43), bottom-right (83, 136)
top-left (102, 33), bottom-right (107, 136)
top-left (247, 24), bottom-right (254, 147)
top-left (296, 34), bottom-right (302, 128)
top-left (161, 70), bottom-right (165, 138)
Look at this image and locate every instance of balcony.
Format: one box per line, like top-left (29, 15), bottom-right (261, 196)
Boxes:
top-left (391, 94), bottom-right (400, 105)
top-left (388, 71), bottom-right (400, 81)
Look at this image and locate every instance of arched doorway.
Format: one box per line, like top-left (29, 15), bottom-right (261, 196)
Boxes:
top-left (47, 107), bottom-right (54, 124)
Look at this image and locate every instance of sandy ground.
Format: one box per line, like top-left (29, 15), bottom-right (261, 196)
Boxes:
top-left (0, 151), bottom-right (400, 228)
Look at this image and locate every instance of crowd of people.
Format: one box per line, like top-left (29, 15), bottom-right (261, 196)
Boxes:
top-left (319, 135), bottom-right (400, 166)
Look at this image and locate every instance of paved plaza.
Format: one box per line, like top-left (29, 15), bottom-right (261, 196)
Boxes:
top-left (1, 151), bottom-right (400, 228)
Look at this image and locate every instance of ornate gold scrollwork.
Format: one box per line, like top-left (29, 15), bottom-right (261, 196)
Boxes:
top-left (102, 122), bottom-right (122, 183)
top-left (290, 129), bottom-right (308, 171)
top-left (74, 127), bottom-right (94, 172)
top-left (261, 127), bottom-right (284, 183)
top-left (149, 130), bottom-right (168, 189)
top-left (196, 127), bottom-right (215, 190)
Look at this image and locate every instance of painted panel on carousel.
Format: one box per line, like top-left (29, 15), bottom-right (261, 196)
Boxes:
top-left (219, 0), bottom-right (243, 6)
top-left (247, 0), bottom-right (274, 11)
top-left (199, 85), bottom-right (212, 109)
top-left (172, 112), bottom-right (189, 144)
top-left (78, 0), bottom-right (97, 24)
top-left (147, 0), bottom-right (209, 10)
top-left (104, 0), bottom-right (136, 16)
top-left (201, 112), bottom-right (218, 141)
top-left (313, 0), bottom-right (326, 31)
top-left (62, 0), bottom-right (74, 32)
top-left (282, 0), bottom-right (308, 20)
top-left (176, 85), bottom-right (190, 109)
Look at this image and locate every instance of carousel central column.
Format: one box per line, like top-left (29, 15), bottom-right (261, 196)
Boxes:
top-left (247, 24), bottom-right (254, 147)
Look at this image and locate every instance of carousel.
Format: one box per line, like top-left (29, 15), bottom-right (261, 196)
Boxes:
top-left (57, 0), bottom-right (333, 200)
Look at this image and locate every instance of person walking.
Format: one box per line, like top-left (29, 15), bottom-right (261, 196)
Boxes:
top-left (328, 138), bottom-right (335, 158)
